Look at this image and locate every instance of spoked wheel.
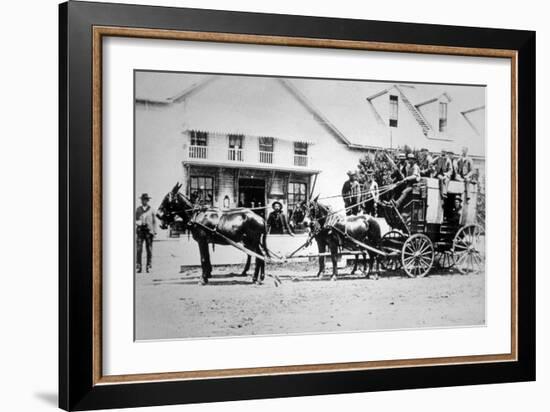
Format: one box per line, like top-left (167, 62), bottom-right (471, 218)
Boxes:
top-left (435, 250), bottom-right (455, 270)
top-left (452, 224), bottom-right (485, 274)
top-left (380, 230), bottom-right (405, 272)
top-left (401, 234), bottom-right (435, 278)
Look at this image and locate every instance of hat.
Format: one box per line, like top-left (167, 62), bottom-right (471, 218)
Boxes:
top-left (272, 201), bottom-right (283, 209)
top-left (407, 153), bottom-right (415, 159)
top-left (420, 148), bottom-right (429, 152)
top-left (397, 152), bottom-right (406, 160)
top-left (366, 168), bottom-right (375, 175)
top-left (446, 150), bottom-right (455, 156)
top-left (140, 193), bottom-right (151, 200)
top-left (347, 170), bottom-right (357, 177)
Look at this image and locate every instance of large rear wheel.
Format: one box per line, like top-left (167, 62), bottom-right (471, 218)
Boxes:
top-left (401, 234), bottom-right (434, 278)
top-left (452, 224), bottom-right (485, 274)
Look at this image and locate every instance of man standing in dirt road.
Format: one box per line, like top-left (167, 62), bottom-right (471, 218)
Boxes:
top-left (136, 193), bottom-right (156, 273)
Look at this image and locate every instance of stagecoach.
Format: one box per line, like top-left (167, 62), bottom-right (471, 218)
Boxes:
top-left (378, 178), bottom-right (485, 277)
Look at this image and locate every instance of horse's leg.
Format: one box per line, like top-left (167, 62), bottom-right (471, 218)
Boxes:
top-left (198, 239), bottom-right (209, 285)
top-left (370, 255), bottom-right (379, 280)
top-left (329, 241), bottom-right (339, 281)
top-left (362, 252), bottom-right (368, 276)
top-left (260, 255), bottom-right (266, 282)
top-left (351, 253), bottom-right (359, 275)
top-left (317, 238), bottom-right (326, 277)
top-left (252, 241), bottom-right (263, 284)
top-left (241, 255), bottom-right (251, 277)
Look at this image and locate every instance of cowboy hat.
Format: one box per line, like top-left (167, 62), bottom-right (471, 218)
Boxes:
top-left (407, 153), bottom-right (415, 159)
top-left (366, 168), bottom-right (375, 175)
top-left (140, 193), bottom-right (151, 200)
top-left (397, 152), bottom-right (406, 160)
top-left (346, 170), bottom-right (357, 177)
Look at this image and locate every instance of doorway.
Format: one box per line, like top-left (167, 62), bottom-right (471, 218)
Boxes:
top-left (238, 178), bottom-right (266, 218)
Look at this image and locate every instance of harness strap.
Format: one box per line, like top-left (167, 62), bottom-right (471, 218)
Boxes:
top-left (330, 225), bottom-right (388, 257)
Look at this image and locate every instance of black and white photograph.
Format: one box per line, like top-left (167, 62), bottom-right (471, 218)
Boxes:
top-left (134, 71), bottom-right (486, 340)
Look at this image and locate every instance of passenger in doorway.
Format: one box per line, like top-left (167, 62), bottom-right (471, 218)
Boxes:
top-left (266, 201), bottom-right (292, 235)
top-left (447, 196), bottom-right (463, 226)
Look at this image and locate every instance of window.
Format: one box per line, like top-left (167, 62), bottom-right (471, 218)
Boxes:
top-left (228, 134), bottom-right (243, 149)
top-left (288, 182), bottom-right (307, 211)
top-left (294, 142), bottom-right (308, 166)
top-left (190, 131), bottom-right (208, 146)
top-left (439, 102), bottom-right (448, 132)
top-left (259, 137), bottom-right (274, 152)
top-left (259, 137), bottom-right (274, 164)
top-left (389, 95), bottom-right (398, 127)
top-left (294, 142), bottom-right (308, 156)
top-left (228, 134), bottom-right (244, 161)
top-left (189, 176), bottom-right (214, 206)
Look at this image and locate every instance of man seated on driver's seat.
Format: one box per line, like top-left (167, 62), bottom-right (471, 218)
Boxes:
top-left (394, 153), bottom-right (421, 210)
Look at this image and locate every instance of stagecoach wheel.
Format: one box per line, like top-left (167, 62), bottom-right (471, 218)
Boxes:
top-left (452, 224), bottom-right (485, 274)
top-left (401, 234), bottom-right (435, 278)
top-left (380, 230), bottom-right (405, 271)
top-left (435, 250), bottom-right (455, 270)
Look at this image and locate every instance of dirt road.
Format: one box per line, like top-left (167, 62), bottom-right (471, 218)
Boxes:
top-left (135, 257), bottom-right (485, 340)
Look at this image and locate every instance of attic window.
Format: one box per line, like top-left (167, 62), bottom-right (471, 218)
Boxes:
top-left (389, 95), bottom-right (398, 127)
top-left (439, 102), bottom-right (448, 132)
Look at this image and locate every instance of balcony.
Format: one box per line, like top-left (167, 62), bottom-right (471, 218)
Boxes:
top-left (189, 145), bottom-right (208, 159)
top-left (184, 134), bottom-right (315, 172)
top-left (294, 154), bottom-right (308, 167)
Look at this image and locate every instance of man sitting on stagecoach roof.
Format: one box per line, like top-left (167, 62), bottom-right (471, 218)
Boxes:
top-left (342, 170), bottom-right (361, 216)
top-left (394, 153), bottom-right (421, 209)
top-left (434, 149), bottom-right (454, 200)
top-left (419, 148), bottom-right (436, 177)
top-left (362, 168), bottom-right (379, 217)
top-left (455, 146), bottom-right (475, 202)
top-left (266, 201), bottom-right (291, 235)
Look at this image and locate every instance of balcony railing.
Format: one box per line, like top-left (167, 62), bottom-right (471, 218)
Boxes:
top-left (189, 145), bottom-right (208, 159)
top-left (259, 150), bottom-right (274, 164)
top-left (227, 148), bottom-right (243, 162)
top-left (185, 140), bottom-right (312, 169)
top-left (294, 154), bottom-right (308, 167)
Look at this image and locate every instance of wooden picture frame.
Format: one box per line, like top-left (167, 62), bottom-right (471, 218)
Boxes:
top-left (59, 1), bottom-right (535, 410)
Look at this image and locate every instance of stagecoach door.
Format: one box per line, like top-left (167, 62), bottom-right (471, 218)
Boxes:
top-left (238, 178), bottom-right (266, 218)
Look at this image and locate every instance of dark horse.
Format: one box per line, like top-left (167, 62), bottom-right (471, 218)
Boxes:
top-left (291, 197), bottom-right (382, 280)
top-left (156, 183), bottom-right (270, 285)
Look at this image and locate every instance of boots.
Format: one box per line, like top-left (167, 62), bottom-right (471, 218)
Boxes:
top-left (136, 264), bottom-right (142, 273)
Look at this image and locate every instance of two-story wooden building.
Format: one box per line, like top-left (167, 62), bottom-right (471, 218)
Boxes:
top-left (135, 72), bottom-right (486, 228)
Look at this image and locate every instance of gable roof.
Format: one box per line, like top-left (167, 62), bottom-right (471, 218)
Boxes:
top-left (136, 73), bottom-right (486, 155)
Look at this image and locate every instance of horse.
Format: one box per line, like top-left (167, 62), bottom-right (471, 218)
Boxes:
top-left (290, 196), bottom-right (382, 280)
top-left (156, 183), bottom-right (271, 285)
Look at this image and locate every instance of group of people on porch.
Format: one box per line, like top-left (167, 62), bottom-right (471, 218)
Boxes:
top-left (342, 146), bottom-right (476, 218)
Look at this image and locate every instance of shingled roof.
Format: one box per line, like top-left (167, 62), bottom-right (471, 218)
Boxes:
top-left (135, 72), bottom-right (486, 156)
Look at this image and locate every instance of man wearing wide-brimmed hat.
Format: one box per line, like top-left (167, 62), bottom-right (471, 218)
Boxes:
top-left (135, 193), bottom-right (156, 273)
top-left (434, 150), bottom-right (454, 200)
top-left (394, 153), bottom-right (421, 209)
top-left (362, 168), bottom-right (379, 216)
top-left (266, 201), bottom-right (292, 235)
top-left (455, 146), bottom-right (475, 202)
top-left (342, 170), bottom-right (361, 216)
